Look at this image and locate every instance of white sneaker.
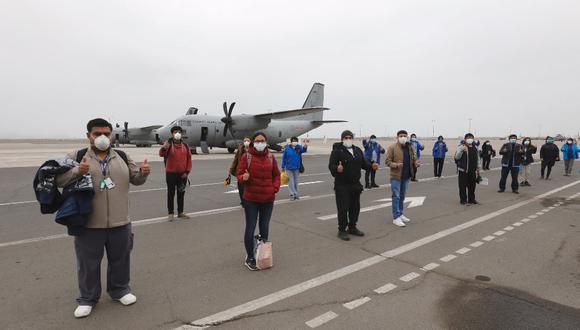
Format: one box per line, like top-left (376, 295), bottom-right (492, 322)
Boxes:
top-left (393, 218), bottom-right (406, 227)
top-left (117, 293), bottom-right (137, 306)
top-left (74, 305), bottom-right (92, 318)
top-left (401, 215), bottom-right (411, 223)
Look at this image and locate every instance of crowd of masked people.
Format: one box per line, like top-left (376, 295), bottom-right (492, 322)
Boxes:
top-left (34, 117), bottom-right (580, 318)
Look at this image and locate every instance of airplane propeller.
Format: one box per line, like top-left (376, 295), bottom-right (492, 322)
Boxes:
top-left (221, 102), bottom-right (236, 137)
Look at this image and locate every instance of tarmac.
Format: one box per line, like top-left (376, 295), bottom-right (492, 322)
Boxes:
top-left (1, 139), bottom-right (579, 329)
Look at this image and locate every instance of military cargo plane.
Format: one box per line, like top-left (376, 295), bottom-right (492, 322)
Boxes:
top-left (112, 122), bottom-right (162, 147)
top-left (156, 83), bottom-right (345, 154)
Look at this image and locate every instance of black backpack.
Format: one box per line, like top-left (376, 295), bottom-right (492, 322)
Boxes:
top-left (76, 148), bottom-right (129, 166)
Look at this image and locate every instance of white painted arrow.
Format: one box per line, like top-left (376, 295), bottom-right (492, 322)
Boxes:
top-left (317, 196), bottom-right (426, 221)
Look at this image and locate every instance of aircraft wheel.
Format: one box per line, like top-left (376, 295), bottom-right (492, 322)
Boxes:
top-left (227, 147), bottom-right (235, 154)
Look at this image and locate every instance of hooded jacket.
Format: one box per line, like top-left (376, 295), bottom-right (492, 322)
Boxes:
top-left (282, 144), bottom-right (307, 171)
top-left (329, 142), bottom-right (371, 188)
top-left (521, 140), bottom-right (538, 165)
top-left (363, 140), bottom-right (385, 164)
top-left (410, 140), bottom-right (424, 159)
top-left (237, 146), bottom-right (281, 203)
top-left (540, 143), bottom-right (560, 164)
top-left (561, 143), bottom-right (580, 160)
top-left (499, 143), bottom-right (525, 168)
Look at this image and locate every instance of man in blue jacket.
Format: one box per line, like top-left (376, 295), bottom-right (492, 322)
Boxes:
top-left (363, 135), bottom-right (385, 188)
top-left (432, 136), bottom-right (448, 178)
top-left (561, 138), bottom-right (579, 176)
top-left (498, 134), bottom-right (525, 193)
top-left (410, 134), bottom-right (424, 182)
top-left (281, 136), bottom-right (308, 200)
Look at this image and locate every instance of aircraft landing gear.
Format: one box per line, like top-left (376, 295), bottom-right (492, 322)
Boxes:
top-left (191, 147), bottom-right (198, 155)
top-left (227, 147), bottom-right (235, 154)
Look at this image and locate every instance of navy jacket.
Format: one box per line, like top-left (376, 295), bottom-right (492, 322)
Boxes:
top-left (363, 140), bottom-right (385, 164)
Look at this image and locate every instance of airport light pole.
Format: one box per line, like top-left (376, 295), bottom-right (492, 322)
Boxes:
top-left (468, 118), bottom-right (472, 133)
top-left (432, 120), bottom-right (435, 138)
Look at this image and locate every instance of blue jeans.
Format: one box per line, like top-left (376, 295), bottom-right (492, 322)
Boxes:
top-left (243, 201), bottom-right (274, 260)
top-left (390, 178), bottom-right (409, 220)
top-left (287, 169), bottom-right (300, 198)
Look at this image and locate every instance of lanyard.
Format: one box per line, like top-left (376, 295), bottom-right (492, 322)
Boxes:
top-left (99, 155), bottom-right (110, 177)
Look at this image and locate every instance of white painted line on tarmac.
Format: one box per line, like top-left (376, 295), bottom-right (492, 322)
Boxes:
top-left (0, 200), bottom-right (36, 206)
top-left (421, 263), bottom-right (440, 271)
top-left (535, 212), bottom-right (544, 216)
top-left (306, 311), bottom-right (338, 328)
top-left (399, 272), bottom-right (421, 282)
top-left (482, 236), bottom-right (496, 241)
top-left (343, 297), bottom-right (371, 310)
top-left (440, 255), bottom-right (457, 262)
top-left (521, 218), bottom-right (531, 223)
top-left (317, 203), bottom-right (392, 221)
top-left (513, 222), bottom-right (524, 227)
top-left (182, 180), bottom-right (580, 328)
top-left (529, 214), bottom-right (538, 219)
top-left (225, 181), bottom-right (324, 194)
top-left (456, 247), bottom-right (471, 255)
top-left (493, 231), bottom-right (506, 236)
top-left (470, 241), bottom-right (484, 248)
top-left (542, 208), bottom-right (550, 212)
top-left (374, 283), bottom-right (398, 294)
top-left (504, 226), bottom-right (515, 231)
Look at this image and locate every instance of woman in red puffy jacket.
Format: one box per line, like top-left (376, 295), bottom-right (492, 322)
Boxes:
top-left (237, 132), bottom-right (281, 270)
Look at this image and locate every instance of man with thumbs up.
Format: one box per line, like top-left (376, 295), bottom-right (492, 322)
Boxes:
top-left (56, 118), bottom-right (149, 319)
top-left (329, 130), bottom-right (375, 241)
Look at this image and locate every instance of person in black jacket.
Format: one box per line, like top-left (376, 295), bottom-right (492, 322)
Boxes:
top-left (519, 137), bottom-right (537, 186)
top-left (498, 134), bottom-right (526, 193)
top-left (455, 133), bottom-right (481, 205)
top-left (329, 130), bottom-right (376, 241)
top-left (540, 136), bottom-right (560, 180)
top-left (480, 141), bottom-right (496, 170)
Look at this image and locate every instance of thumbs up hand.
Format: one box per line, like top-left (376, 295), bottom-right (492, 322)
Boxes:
top-left (140, 158), bottom-right (151, 176)
top-left (79, 156), bottom-right (90, 175)
top-left (337, 161), bottom-right (344, 173)
top-left (242, 169), bottom-right (250, 181)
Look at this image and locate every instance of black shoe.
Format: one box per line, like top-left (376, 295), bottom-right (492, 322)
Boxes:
top-left (244, 258), bottom-right (258, 271)
top-left (411, 178), bottom-right (418, 182)
top-left (338, 231), bottom-right (350, 241)
top-left (512, 190), bottom-right (519, 194)
top-left (498, 189), bottom-right (505, 193)
top-left (468, 200), bottom-right (479, 205)
top-left (540, 175), bottom-right (544, 180)
top-left (460, 201), bottom-right (467, 205)
top-left (526, 182), bottom-right (532, 187)
top-left (371, 183), bottom-right (380, 188)
top-left (348, 227), bottom-right (365, 236)
top-left (365, 184), bottom-right (371, 189)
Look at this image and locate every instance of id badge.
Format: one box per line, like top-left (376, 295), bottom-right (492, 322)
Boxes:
top-left (104, 177), bottom-right (116, 190)
top-left (99, 179), bottom-right (106, 190)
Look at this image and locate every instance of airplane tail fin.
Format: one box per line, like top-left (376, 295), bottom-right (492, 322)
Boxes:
top-left (283, 83), bottom-right (325, 121)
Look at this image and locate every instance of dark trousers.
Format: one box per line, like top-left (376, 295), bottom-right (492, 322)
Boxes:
top-left (482, 156), bottom-right (491, 170)
top-left (166, 172), bottom-right (185, 214)
top-left (458, 171), bottom-right (477, 203)
top-left (411, 164), bottom-right (418, 180)
top-left (434, 158), bottom-right (445, 177)
top-left (335, 184), bottom-right (362, 231)
top-left (237, 181), bottom-right (245, 207)
top-left (541, 161), bottom-right (553, 178)
top-left (365, 169), bottom-right (377, 186)
top-left (499, 166), bottom-right (520, 192)
top-left (243, 201), bottom-right (273, 259)
top-left (74, 224), bottom-right (133, 306)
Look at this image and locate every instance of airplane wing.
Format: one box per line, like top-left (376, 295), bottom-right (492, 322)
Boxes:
top-left (311, 120), bottom-right (348, 124)
top-left (253, 107), bottom-right (329, 120)
top-left (138, 125), bottom-right (163, 131)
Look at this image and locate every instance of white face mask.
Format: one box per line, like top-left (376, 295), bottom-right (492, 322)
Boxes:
top-left (524, 140), bottom-right (530, 145)
top-left (370, 139), bottom-right (376, 143)
top-left (411, 137), bottom-right (417, 142)
top-left (343, 139), bottom-right (353, 148)
top-left (465, 138), bottom-right (474, 145)
top-left (173, 132), bottom-right (182, 141)
top-left (291, 141), bottom-right (298, 147)
top-left (254, 142), bottom-right (267, 152)
top-left (510, 139), bottom-right (517, 144)
top-left (398, 136), bottom-right (408, 145)
top-left (243, 141), bottom-right (250, 148)
top-left (567, 141), bottom-right (573, 145)
top-left (94, 135), bottom-right (111, 151)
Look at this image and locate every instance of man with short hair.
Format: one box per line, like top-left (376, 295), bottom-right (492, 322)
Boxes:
top-left (561, 138), bottom-right (579, 176)
top-left (386, 130), bottom-right (420, 227)
top-left (409, 133), bottom-right (424, 182)
top-left (56, 118), bottom-right (150, 318)
top-left (159, 126), bottom-right (192, 220)
top-left (498, 134), bottom-right (525, 194)
top-left (329, 130), bottom-right (377, 240)
top-left (363, 134), bottom-right (385, 188)
top-left (432, 135), bottom-right (448, 178)
top-left (455, 133), bottom-right (481, 205)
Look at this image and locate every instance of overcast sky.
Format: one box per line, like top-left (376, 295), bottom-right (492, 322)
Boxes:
top-left (1, 0), bottom-right (579, 139)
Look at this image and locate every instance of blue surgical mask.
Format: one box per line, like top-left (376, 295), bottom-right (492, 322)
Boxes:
top-left (510, 139), bottom-right (517, 144)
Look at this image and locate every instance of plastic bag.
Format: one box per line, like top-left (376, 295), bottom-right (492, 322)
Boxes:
top-left (281, 171), bottom-right (289, 185)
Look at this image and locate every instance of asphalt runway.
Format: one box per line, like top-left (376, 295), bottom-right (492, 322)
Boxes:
top-left (1, 152), bottom-right (580, 329)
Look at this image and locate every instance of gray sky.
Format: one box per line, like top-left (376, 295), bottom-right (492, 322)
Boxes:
top-left (1, 0), bottom-right (579, 139)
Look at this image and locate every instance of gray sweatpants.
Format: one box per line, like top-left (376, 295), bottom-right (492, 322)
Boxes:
top-left (74, 224), bottom-right (133, 306)
top-left (564, 159), bottom-right (575, 175)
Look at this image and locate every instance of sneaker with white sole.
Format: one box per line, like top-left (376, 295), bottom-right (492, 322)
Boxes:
top-left (393, 218), bottom-right (406, 227)
top-left (400, 215), bottom-right (411, 223)
top-left (117, 293), bottom-right (137, 306)
top-left (74, 305), bottom-right (92, 318)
